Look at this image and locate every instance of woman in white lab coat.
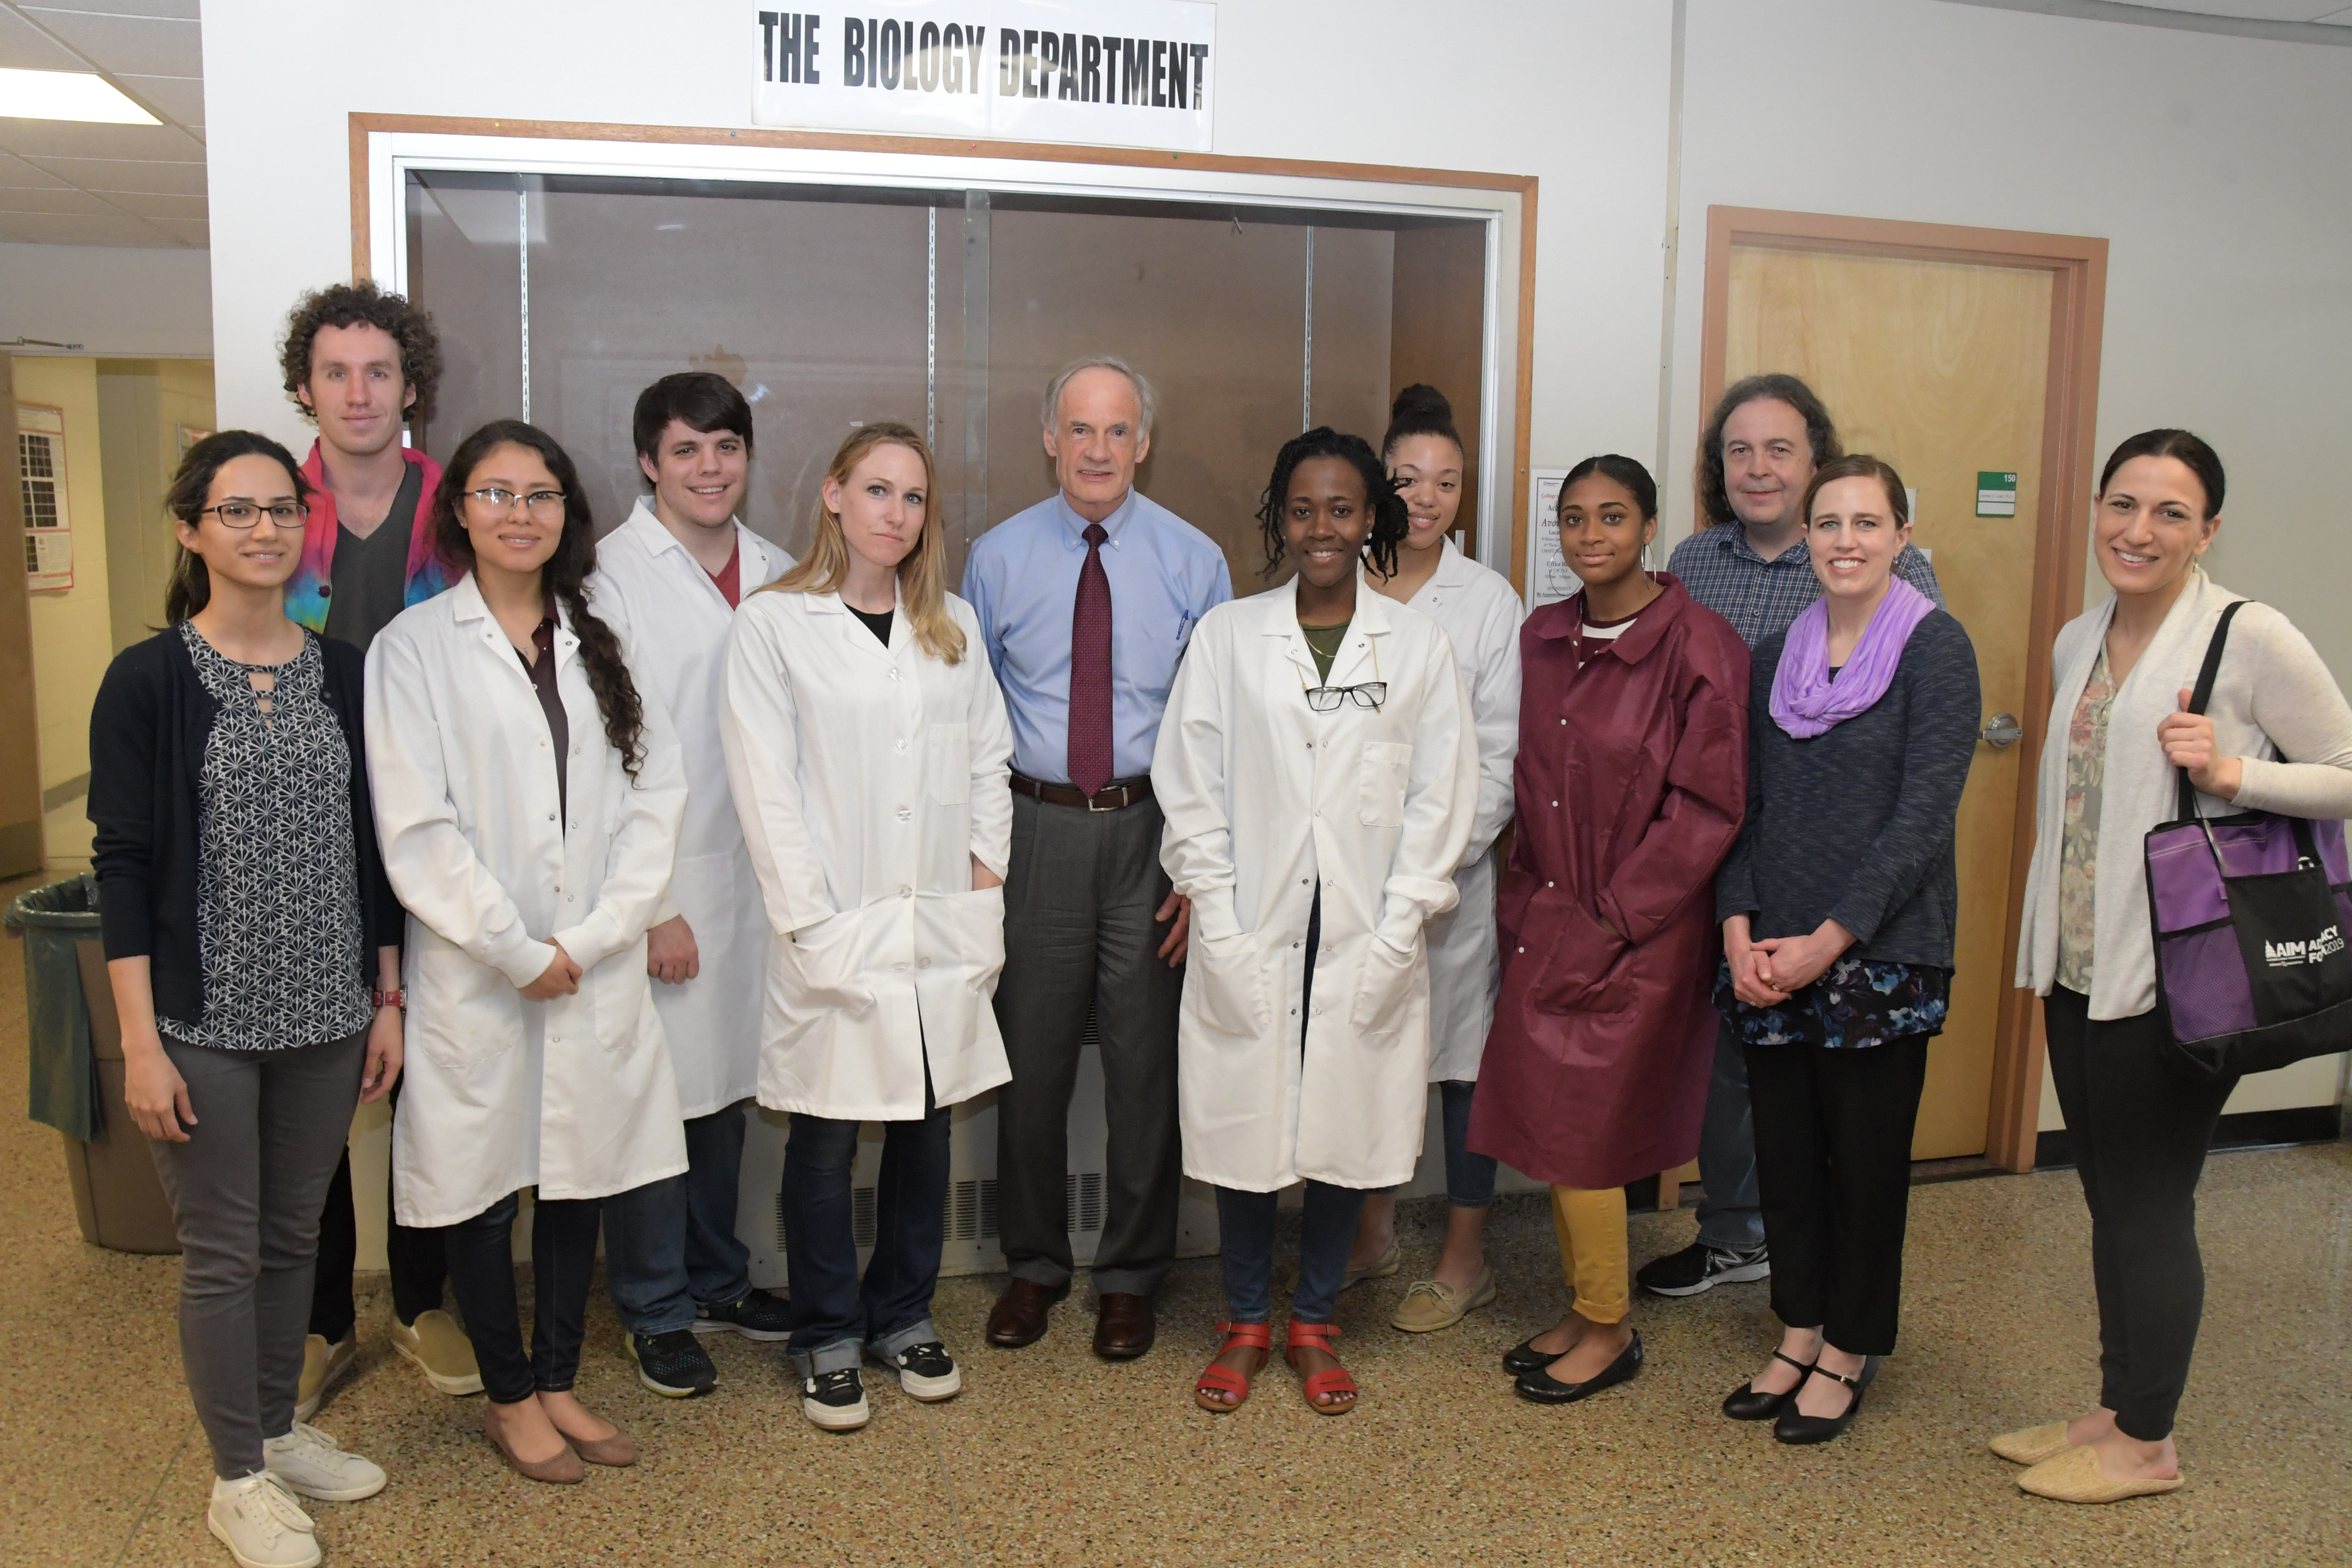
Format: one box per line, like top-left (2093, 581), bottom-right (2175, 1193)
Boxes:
top-left (720, 421), bottom-right (1014, 1435)
top-left (1158, 427), bottom-right (1478, 1417)
top-left (1351, 384), bottom-right (1524, 1334)
top-left (367, 419), bottom-right (687, 1485)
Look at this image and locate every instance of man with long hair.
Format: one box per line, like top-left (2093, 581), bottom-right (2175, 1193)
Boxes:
top-left (1646, 375), bottom-right (1942, 1301)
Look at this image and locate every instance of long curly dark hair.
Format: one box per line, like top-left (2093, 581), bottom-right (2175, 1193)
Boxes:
top-left (163, 429), bottom-right (314, 624)
top-left (432, 420), bottom-right (646, 777)
top-left (280, 279), bottom-right (444, 430)
top-left (1255, 427), bottom-right (1410, 580)
top-left (1694, 373), bottom-right (1840, 530)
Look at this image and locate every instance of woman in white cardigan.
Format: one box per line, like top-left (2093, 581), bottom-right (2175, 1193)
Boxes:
top-left (2002, 429), bottom-right (2352, 1503)
top-left (720, 422), bottom-right (1014, 1435)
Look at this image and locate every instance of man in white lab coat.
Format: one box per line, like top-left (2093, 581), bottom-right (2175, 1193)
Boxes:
top-left (587, 373), bottom-right (796, 1398)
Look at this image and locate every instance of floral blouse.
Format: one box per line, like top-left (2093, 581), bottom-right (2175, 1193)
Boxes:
top-left (1715, 955), bottom-right (1951, 1048)
top-left (2056, 644), bottom-right (2117, 994)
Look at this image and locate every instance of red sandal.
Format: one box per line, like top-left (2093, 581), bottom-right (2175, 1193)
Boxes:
top-left (1283, 1320), bottom-right (1359, 1415)
top-left (1193, 1321), bottom-right (1272, 1413)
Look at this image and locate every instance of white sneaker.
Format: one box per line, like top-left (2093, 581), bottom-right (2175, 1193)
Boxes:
top-left (263, 1422), bottom-right (386, 1502)
top-left (207, 1473), bottom-right (320, 1568)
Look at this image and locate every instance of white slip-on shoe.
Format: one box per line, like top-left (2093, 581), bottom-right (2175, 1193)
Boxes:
top-left (263, 1422), bottom-right (386, 1503)
top-left (207, 1472), bottom-right (320, 1568)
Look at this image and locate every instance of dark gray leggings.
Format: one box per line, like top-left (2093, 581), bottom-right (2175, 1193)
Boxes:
top-left (148, 1030), bottom-right (365, 1479)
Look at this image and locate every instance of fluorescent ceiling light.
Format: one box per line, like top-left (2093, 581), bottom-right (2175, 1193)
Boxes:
top-left (0, 68), bottom-right (160, 126)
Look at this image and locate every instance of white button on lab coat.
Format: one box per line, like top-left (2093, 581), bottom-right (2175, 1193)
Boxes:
top-left (589, 499), bottom-right (793, 1118)
top-left (1404, 538), bottom-right (1524, 1082)
top-left (1153, 577), bottom-right (1479, 1192)
top-left (720, 586), bottom-right (1015, 1121)
top-left (367, 573), bottom-right (690, 1228)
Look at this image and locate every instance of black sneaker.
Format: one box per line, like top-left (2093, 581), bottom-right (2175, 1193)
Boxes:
top-left (693, 1288), bottom-right (793, 1342)
top-left (873, 1340), bottom-right (962, 1402)
top-left (626, 1329), bottom-right (718, 1397)
top-left (802, 1366), bottom-right (870, 1431)
top-left (1636, 1241), bottom-right (1771, 1298)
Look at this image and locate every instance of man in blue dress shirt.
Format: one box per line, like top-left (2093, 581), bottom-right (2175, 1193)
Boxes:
top-left (961, 356), bottom-right (1232, 1360)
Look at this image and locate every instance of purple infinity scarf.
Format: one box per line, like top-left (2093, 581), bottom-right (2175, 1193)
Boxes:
top-left (1769, 577), bottom-right (1936, 739)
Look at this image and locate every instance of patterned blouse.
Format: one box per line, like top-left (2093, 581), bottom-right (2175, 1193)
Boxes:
top-left (2056, 645), bottom-right (2117, 994)
top-left (155, 623), bottom-right (372, 1052)
top-left (1716, 955), bottom-right (1951, 1049)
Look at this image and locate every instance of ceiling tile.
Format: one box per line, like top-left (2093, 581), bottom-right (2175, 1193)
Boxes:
top-left (111, 72), bottom-right (201, 128)
top-left (2110, 1), bottom-right (2352, 17)
top-left (25, 0), bottom-right (201, 17)
top-left (143, 213), bottom-right (202, 246)
top-left (2314, 6), bottom-right (2352, 21)
top-left (0, 184), bottom-right (107, 213)
top-left (0, 150), bottom-right (70, 188)
top-left (0, 8), bottom-right (84, 69)
top-left (0, 207), bottom-right (176, 245)
top-left (18, 9), bottom-right (200, 79)
top-left (37, 152), bottom-right (203, 193)
top-left (89, 186), bottom-right (201, 219)
top-left (0, 118), bottom-right (203, 159)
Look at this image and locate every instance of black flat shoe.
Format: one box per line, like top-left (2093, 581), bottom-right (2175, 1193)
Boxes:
top-left (1722, 1349), bottom-right (1817, 1420)
top-left (1502, 1336), bottom-right (1561, 1378)
top-left (1773, 1356), bottom-right (1880, 1445)
top-left (1514, 1329), bottom-right (1643, 1405)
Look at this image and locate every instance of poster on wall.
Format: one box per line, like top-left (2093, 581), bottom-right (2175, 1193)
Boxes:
top-left (1528, 467), bottom-right (1575, 606)
top-left (752, 0), bottom-right (1216, 151)
top-left (16, 403), bottom-right (74, 594)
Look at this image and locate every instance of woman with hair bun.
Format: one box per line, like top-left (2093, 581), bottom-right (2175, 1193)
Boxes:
top-left (1155, 427), bottom-right (1479, 1415)
top-left (1345, 386), bottom-right (1526, 1335)
top-left (366, 419), bottom-right (689, 1483)
top-left (1471, 454), bottom-right (1750, 1407)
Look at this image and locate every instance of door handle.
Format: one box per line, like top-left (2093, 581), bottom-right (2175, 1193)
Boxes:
top-left (1980, 713), bottom-right (2023, 749)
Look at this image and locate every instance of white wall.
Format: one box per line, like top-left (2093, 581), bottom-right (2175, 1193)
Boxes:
top-left (0, 243), bottom-right (212, 359)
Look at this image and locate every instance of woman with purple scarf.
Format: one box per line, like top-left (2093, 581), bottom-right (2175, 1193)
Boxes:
top-left (1712, 454), bottom-right (1980, 1446)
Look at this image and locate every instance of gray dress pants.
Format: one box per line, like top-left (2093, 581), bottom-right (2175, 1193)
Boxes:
top-left (149, 1030), bottom-right (366, 1478)
top-left (991, 790), bottom-right (1185, 1298)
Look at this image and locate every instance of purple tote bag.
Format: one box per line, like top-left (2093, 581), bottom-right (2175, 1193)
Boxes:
top-left (2144, 601), bottom-right (2352, 1079)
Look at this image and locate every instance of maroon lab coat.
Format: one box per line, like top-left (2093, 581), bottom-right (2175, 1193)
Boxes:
top-left (1469, 576), bottom-right (1749, 1190)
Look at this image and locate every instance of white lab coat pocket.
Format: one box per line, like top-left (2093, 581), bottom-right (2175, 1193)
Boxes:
top-left (1358, 741), bottom-right (1413, 827)
top-left (592, 937), bottom-right (655, 1050)
top-left (1185, 927), bottom-right (1269, 1038)
top-left (786, 907), bottom-right (881, 1015)
top-left (1349, 934), bottom-right (1422, 1035)
top-left (925, 721), bottom-right (971, 805)
top-left (406, 935), bottom-right (519, 1072)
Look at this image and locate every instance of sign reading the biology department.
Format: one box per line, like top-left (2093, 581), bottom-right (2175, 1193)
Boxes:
top-left (753, 0), bottom-right (1215, 151)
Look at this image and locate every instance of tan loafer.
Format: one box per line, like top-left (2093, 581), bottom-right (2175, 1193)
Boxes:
top-left (1990, 1420), bottom-right (2073, 1466)
top-left (1387, 1266), bottom-right (1498, 1333)
top-left (2017, 1443), bottom-right (2183, 1503)
top-left (295, 1332), bottom-right (357, 1423)
top-left (567, 1425), bottom-right (639, 1467)
top-left (483, 1409), bottom-right (584, 1486)
top-left (391, 1309), bottom-right (485, 1396)
top-left (1341, 1240), bottom-right (1401, 1291)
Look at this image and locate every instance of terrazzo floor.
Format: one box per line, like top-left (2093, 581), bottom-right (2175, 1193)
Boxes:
top-left (4, 870), bottom-right (2347, 1567)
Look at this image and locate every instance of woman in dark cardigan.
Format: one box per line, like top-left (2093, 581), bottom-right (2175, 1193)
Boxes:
top-left (89, 430), bottom-right (403, 1568)
top-left (1713, 454), bottom-right (1980, 1446)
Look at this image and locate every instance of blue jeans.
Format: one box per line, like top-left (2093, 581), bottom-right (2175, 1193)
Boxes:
top-left (1439, 1079), bottom-right (1499, 1209)
top-left (1696, 1019), bottom-right (1768, 1251)
top-left (1215, 1182), bottom-right (1368, 1325)
top-left (781, 1089), bottom-right (951, 1375)
top-left (602, 1104), bottom-right (757, 1333)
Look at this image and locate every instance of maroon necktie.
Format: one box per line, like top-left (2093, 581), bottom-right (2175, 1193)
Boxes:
top-left (1068, 523), bottom-right (1114, 797)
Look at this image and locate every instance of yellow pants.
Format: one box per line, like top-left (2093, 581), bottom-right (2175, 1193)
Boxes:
top-left (1550, 1185), bottom-right (1631, 1325)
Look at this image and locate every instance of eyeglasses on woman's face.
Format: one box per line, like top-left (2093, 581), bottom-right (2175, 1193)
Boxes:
top-left (462, 486), bottom-right (567, 520)
top-left (198, 499), bottom-right (309, 530)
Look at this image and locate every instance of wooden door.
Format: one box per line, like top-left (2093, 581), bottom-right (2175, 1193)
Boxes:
top-left (1723, 246), bottom-right (2052, 1159)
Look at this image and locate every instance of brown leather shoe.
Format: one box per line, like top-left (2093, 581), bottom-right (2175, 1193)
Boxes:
top-left (986, 1278), bottom-right (1068, 1348)
top-left (1093, 1292), bottom-right (1156, 1360)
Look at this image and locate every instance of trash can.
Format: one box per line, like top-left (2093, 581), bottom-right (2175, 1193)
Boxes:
top-left (5, 875), bottom-right (181, 1254)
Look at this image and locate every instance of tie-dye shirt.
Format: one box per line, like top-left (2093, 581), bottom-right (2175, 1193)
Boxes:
top-left (283, 441), bottom-right (453, 634)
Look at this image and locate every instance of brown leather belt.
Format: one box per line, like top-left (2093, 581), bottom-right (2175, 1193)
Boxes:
top-left (1010, 772), bottom-right (1155, 812)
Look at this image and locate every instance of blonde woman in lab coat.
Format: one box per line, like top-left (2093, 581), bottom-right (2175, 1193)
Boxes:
top-left (1158, 427), bottom-right (1478, 1416)
top-left (368, 420), bottom-right (687, 1486)
top-left (1350, 384), bottom-right (1524, 1333)
top-left (720, 421), bottom-right (1015, 1435)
